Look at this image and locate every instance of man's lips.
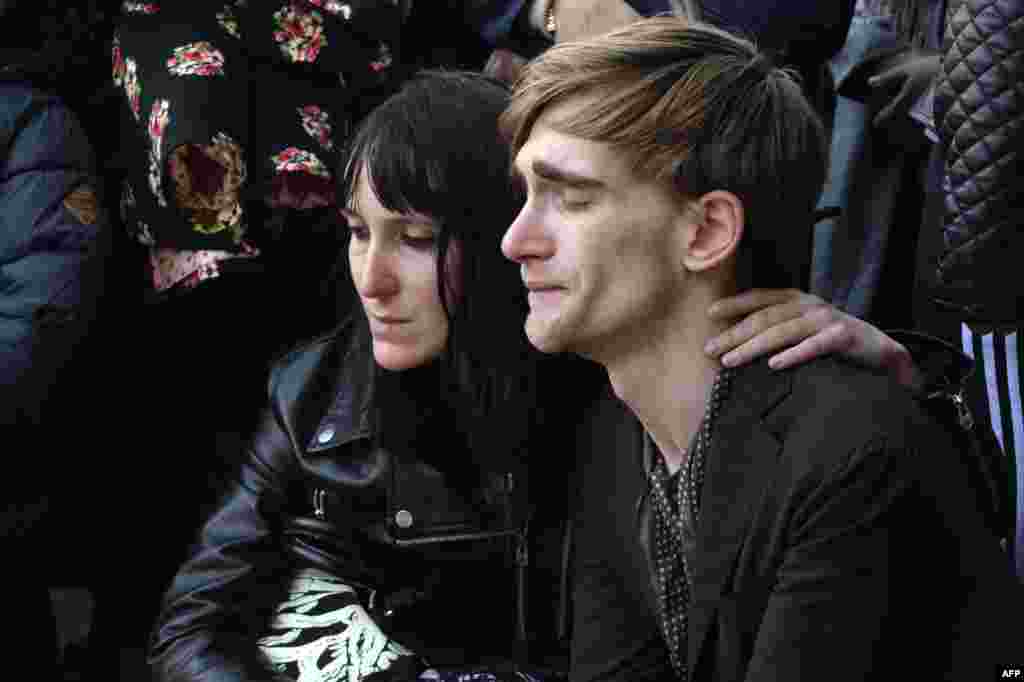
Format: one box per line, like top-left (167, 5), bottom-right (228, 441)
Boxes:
top-left (525, 282), bottom-right (566, 292)
top-left (525, 283), bottom-right (566, 307)
top-left (369, 314), bottom-right (409, 324)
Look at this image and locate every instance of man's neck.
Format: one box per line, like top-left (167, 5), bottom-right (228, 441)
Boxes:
top-left (602, 297), bottom-right (728, 475)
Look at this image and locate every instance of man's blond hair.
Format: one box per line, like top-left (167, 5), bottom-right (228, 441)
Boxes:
top-left (500, 16), bottom-right (828, 290)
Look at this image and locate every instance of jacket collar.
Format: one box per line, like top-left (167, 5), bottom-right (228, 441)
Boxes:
top-left (272, 315), bottom-right (377, 455)
top-left (308, 318), bottom-right (377, 453)
top-left (683, 358), bottom-right (792, 674)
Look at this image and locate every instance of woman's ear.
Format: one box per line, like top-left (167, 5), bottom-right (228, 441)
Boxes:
top-left (680, 190), bottom-right (744, 274)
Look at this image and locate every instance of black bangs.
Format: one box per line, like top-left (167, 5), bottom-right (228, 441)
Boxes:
top-left (337, 70), bottom-right (542, 470)
top-left (339, 70), bottom-right (516, 234)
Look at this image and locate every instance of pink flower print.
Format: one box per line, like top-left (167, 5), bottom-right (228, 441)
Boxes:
top-left (297, 105), bottom-right (333, 151)
top-left (217, 4), bottom-right (241, 38)
top-left (270, 147), bottom-right (331, 179)
top-left (272, 4), bottom-right (327, 63)
top-left (124, 58), bottom-right (142, 121)
top-left (148, 99), bottom-right (172, 207)
top-left (167, 42), bottom-right (226, 77)
top-left (149, 245), bottom-right (259, 292)
top-left (369, 43), bottom-right (393, 73)
top-left (112, 35), bottom-right (126, 86)
top-left (122, 1), bottom-right (159, 13)
top-left (306, 0), bottom-right (352, 19)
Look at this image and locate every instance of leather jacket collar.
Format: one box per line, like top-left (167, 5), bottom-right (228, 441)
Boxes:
top-left (306, 318), bottom-right (378, 454)
top-left (271, 314), bottom-right (378, 457)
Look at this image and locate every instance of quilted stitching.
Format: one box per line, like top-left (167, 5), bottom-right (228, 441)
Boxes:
top-left (934, 0), bottom-right (1024, 297)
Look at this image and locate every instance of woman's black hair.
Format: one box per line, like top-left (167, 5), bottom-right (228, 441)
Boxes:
top-left (339, 70), bottom-right (540, 470)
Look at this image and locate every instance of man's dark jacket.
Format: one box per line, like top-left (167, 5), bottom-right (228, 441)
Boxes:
top-left (571, 356), bottom-right (1022, 681)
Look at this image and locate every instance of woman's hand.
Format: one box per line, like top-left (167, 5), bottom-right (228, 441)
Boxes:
top-left (705, 289), bottom-right (923, 391)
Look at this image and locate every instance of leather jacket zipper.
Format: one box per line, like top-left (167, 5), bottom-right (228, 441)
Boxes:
top-left (925, 384), bottom-right (975, 430)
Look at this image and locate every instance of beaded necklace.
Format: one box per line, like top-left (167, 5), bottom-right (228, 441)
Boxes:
top-left (646, 367), bottom-right (733, 680)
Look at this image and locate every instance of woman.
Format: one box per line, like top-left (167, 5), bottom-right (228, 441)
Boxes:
top-left (148, 70), bottom-right (941, 682)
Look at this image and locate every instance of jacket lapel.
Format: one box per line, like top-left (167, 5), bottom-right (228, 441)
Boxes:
top-left (274, 316), bottom-right (376, 456)
top-left (686, 359), bottom-right (791, 677)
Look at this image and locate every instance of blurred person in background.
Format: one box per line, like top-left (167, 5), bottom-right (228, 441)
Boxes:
top-left (0, 0), bottom-right (117, 674)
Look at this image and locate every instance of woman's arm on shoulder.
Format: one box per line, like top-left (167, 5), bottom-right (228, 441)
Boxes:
top-left (704, 289), bottom-right (923, 391)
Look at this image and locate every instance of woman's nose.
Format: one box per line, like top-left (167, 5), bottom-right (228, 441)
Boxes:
top-left (357, 245), bottom-right (400, 299)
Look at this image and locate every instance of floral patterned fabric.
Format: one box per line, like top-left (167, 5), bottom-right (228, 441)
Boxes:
top-left (298, 104), bottom-right (334, 150)
top-left (147, 99), bottom-right (171, 207)
top-left (114, 1), bottom-right (404, 293)
top-left (167, 42), bottom-right (227, 77)
top-left (122, 58), bottom-right (141, 121)
top-left (216, 3), bottom-right (242, 39)
top-left (168, 133), bottom-right (246, 239)
top-left (271, 146), bottom-right (330, 178)
top-left (307, 0), bottom-right (353, 20)
top-left (273, 3), bottom-right (328, 63)
top-left (123, 1), bottom-right (159, 14)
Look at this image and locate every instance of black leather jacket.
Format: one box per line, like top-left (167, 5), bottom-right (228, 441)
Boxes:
top-left (149, 316), bottom-right (573, 681)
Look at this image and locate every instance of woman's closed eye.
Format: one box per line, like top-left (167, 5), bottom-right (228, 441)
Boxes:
top-left (401, 224), bottom-right (437, 250)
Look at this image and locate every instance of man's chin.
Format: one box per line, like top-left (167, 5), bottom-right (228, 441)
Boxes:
top-left (525, 319), bottom-right (570, 355)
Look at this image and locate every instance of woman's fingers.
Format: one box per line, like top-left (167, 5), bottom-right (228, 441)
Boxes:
top-left (707, 288), bottom-right (808, 321)
top-left (762, 322), bottom-right (855, 370)
top-left (706, 299), bottom-right (835, 358)
top-left (717, 314), bottom-right (841, 367)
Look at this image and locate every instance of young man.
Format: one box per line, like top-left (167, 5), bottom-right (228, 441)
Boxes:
top-left (500, 16), bottom-right (1022, 682)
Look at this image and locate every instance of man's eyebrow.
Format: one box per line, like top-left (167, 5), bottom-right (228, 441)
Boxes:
top-left (529, 159), bottom-right (606, 189)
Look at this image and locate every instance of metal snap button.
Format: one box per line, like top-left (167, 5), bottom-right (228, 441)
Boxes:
top-left (317, 426), bottom-right (336, 444)
top-left (394, 509), bottom-right (413, 528)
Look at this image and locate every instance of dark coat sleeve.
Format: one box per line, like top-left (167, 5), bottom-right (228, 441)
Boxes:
top-left (148, 405), bottom-right (297, 682)
top-left (0, 85), bottom-right (110, 537)
top-left (0, 86), bottom-right (108, 423)
top-left (932, 0), bottom-right (1024, 320)
top-left (745, 424), bottom-right (1021, 680)
top-left (743, 437), bottom-right (918, 680)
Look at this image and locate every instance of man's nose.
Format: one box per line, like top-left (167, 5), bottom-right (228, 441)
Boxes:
top-left (502, 202), bottom-right (554, 264)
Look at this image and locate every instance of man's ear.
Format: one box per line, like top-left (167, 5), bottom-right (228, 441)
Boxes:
top-left (680, 190), bottom-right (744, 273)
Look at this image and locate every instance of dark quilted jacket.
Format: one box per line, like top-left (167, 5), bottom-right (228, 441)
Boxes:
top-left (933, 0), bottom-right (1024, 324)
